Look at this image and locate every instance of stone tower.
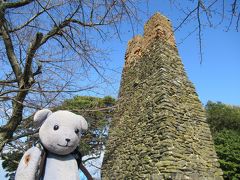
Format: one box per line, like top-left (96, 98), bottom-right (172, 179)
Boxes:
top-left (102, 13), bottom-right (223, 179)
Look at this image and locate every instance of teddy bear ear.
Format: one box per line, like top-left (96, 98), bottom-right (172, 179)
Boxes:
top-left (78, 115), bottom-right (88, 131)
top-left (34, 109), bottom-right (52, 128)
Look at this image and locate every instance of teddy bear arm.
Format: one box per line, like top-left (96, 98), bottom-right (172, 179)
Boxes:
top-left (15, 147), bottom-right (42, 180)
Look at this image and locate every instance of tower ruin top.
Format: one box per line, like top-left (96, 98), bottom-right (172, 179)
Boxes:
top-left (144, 12), bottom-right (175, 46)
top-left (125, 13), bottom-right (176, 68)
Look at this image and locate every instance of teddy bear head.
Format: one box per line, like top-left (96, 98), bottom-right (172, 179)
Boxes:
top-left (34, 109), bottom-right (88, 155)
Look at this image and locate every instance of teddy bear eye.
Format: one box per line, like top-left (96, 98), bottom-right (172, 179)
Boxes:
top-left (75, 129), bottom-right (79, 134)
top-left (53, 125), bottom-right (59, 131)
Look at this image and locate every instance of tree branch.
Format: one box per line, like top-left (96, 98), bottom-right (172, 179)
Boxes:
top-left (236, 12), bottom-right (240, 31)
top-left (0, 86), bottom-right (96, 97)
top-left (4, 0), bottom-right (34, 9)
top-left (1, 22), bottom-right (22, 82)
top-left (33, 61), bottom-right (42, 76)
top-left (82, 154), bottom-right (101, 164)
top-left (7, 7), bottom-right (51, 33)
top-left (0, 79), bottom-right (18, 85)
top-left (23, 32), bottom-right (43, 84)
top-left (38, 17), bottom-right (108, 50)
top-left (197, 1), bottom-right (203, 64)
top-left (6, 129), bottom-right (38, 143)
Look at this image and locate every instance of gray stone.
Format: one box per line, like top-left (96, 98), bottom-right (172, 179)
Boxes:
top-left (101, 13), bottom-right (223, 180)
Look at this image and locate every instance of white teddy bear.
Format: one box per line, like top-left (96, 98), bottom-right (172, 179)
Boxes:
top-left (15, 109), bottom-right (92, 180)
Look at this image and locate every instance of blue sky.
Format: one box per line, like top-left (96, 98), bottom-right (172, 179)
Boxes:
top-left (92, 0), bottom-right (240, 106)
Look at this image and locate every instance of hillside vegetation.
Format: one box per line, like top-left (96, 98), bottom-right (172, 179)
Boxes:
top-left (206, 101), bottom-right (240, 180)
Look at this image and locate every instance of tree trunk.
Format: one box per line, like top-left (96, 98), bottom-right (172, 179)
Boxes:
top-left (0, 89), bottom-right (28, 152)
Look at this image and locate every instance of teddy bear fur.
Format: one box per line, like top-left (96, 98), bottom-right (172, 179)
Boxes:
top-left (15, 109), bottom-right (88, 180)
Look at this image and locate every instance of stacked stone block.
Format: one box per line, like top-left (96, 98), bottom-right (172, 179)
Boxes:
top-left (102, 13), bottom-right (223, 180)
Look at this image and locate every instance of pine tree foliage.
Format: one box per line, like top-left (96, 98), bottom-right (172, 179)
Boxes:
top-left (56, 96), bottom-right (116, 156)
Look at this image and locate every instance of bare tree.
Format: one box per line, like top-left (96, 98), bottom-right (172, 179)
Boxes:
top-left (169, 0), bottom-right (240, 63)
top-left (0, 0), bottom-right (141, 154)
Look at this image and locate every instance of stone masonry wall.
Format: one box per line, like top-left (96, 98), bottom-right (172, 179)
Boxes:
top-left (102, 13), bottom-right (223, 180)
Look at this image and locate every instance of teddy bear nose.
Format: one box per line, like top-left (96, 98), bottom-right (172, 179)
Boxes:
top-left (65, 138), bottom-right (71, 142)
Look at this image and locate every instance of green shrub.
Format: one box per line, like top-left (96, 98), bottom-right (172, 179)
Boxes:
top-left (206, 101), bottom-right (240, 179)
